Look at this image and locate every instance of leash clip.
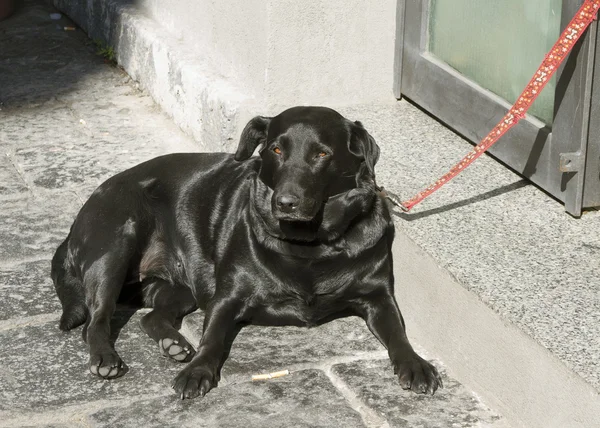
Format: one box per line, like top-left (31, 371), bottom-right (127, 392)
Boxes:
top-left (376, 185), bottom-right (409, 212)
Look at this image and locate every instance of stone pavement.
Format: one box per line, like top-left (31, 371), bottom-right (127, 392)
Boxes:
top-left (0, 1), bottom-right (506, 427)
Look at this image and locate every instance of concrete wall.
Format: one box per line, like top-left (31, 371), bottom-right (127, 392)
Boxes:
top-left (141, 0), bottom-right (269, 100)
top-left (140, 0), bottom-right (397, 108)
top-left (265, 0), bottom-right (397, 108)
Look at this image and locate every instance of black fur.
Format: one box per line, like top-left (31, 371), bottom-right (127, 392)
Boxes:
top-left (51, 106), bottom-right (442, 398)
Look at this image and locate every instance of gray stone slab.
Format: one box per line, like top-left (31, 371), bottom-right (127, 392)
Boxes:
top-left (182, 312), bottom-right (385, 382)
top-left (0, 154), bottom-right (29, 199)
top-left (0, 0), bottom-right (108, 110)
top-left (339, 103), bottom-right (600, 391)
top-left (1, 107), bottom-right (80, 150)
top-left (1, 89), bottom-right (197, 196)
top-left (19, 424), bottom-right (78, 428)
top-left (85, 369), bottom-right (365, 428)
top-left (333, 359), bottom-right (503, 428)
top-left (0, 191), bottom-right (80, 262)
top-left (11, 142), bottom-right (115, 190)
top-left (0, 259), bottom-right (61, 321)
top-left (0, 311), bottom-right (184, 415)
top-left (1, 106), bottom-right (107, 192)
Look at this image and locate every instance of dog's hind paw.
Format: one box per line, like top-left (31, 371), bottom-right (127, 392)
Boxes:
top-left (89, 351), bottom-right (125, 379)
top-left (159, 337), bottom-right (195, 362)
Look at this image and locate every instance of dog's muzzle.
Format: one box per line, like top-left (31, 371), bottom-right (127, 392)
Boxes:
top-left (272, 193), bottom-right (318, 222)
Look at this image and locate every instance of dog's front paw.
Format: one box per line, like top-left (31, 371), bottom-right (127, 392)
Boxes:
top-left (394, 353), bottom-right (443, 395)
top-left (89, 351), bottom-right (125, 379)
top-left (171, 364), bottom-right (217, 399)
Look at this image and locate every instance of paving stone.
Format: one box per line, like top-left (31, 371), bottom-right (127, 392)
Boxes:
top-left (0, 153), bottom-right (29, 199)
top-left (19, 424), bottom-right (79, 428)
top-left (0, 259), bottom-right (61, 321)
top-left (182, 312), bottom-right (386, 382)
top-left (86, 369), bottom-right (366, 428)
top-left (0, 0), bottom-right (109, 109)
top-left (2, 97), bottom-right (197, 196)
top-left (12, 143), bottom-right (115, 191)
top-left (0, 190), bottom-right (81, 261)
top-left (0, 311), bottom-right (185, 414)
top-left (1, 107), bottom-right (110, 193)
top-left (1, 106), bottom-right (86, 152)
top-left (332, 359), bottom-right (504, 428)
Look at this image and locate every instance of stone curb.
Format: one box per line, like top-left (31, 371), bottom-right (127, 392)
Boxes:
top-left (393, 229), bottom-right (600, 428)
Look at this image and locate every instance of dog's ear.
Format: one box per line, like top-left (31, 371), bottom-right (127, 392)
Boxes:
top-left (349, 121), bottom-right (380, 177)
top-left (234, 116), bottom-right (272, 161)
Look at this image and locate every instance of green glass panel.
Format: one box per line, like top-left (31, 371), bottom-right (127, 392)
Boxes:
top-left (429, 0), bottom-right (562, 125)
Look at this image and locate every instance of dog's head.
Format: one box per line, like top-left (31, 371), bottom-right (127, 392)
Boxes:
top-left (235, 106), bottom-right (380, 222)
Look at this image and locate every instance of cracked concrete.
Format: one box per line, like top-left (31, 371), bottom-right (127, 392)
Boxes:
top-left (0, 1), bottom-right (506, 427)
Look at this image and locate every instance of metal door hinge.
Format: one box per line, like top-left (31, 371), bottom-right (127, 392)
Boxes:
top-left (559, 152), bottom-right (583, 172)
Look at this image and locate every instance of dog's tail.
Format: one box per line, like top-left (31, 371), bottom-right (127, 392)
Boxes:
top-left (51, 234), bottom-right (88, 331)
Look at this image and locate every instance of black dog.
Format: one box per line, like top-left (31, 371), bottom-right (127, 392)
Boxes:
top-left (51, 106), bottom-right (442, 399)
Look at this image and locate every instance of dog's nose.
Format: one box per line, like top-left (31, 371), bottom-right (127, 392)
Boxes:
top-left (276, 194), bottom-right (299, 211)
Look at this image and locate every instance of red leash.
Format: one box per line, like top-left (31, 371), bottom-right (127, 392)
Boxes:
top-left (386, 0), bottom-right (600, 212)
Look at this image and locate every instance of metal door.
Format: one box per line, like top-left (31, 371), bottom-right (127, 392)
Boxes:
top-left (395, 0), bottom-right (599, 216)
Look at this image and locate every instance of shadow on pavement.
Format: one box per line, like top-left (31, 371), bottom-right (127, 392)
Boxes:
top-left (0, 0), bottom-right (115, 110)
top-left (395, 180), bottom-right (529, 221)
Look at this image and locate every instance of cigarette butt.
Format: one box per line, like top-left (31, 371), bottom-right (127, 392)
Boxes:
top-left (252, 369), bottom-right (290, 381)
top-left (269, 370), bottom-right (289, 378)
top-left (64, 26), bottom-right (76, 31)
top-left (251, 374), bottom-right (271, 381)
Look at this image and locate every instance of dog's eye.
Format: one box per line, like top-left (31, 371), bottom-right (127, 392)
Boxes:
top-left (317, 152), bottom-right (328, 158)
top-left (273, 147), bottom-right (282, 155)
